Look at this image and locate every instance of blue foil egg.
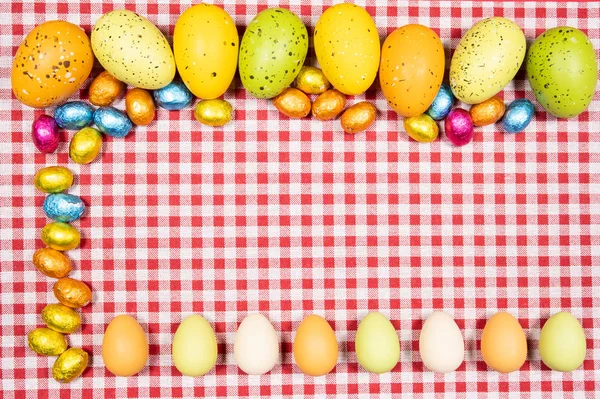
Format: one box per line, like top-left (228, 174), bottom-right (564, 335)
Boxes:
top-left (54, 101), bottom-right (94, 130)
top-left (43, 193), bottom-right (85, 222)
top-left (426, 83), bottom-right (454, 121)
top-left (502, 99), bottom-right (534, 133)
top-left (153, 81), bottom-right (193, 110)
top-left (93, 106), bottom-right (133, 138)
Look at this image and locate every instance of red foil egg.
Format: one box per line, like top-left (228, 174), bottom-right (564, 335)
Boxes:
top-left (32, 114), bottom-right (60, 153)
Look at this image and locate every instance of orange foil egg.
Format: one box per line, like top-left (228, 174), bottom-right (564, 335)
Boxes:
top-left (32, 248), bottom-right (72, 278)
top-left (273, 88), bottom-right (311, 119)
top-left (88, 71), bottom-right (125, 106)
top-left (125, 88), bottom-right (155, 126)
top-left (469, 96), bottom-right (506, 126)
top-left (53, 277), bottom-right (92, 308)
top-left (340, 101), bottom-right (377, 134)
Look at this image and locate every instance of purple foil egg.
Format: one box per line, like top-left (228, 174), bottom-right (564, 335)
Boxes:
top-left (32, 114), bottom-right (60, 153)
top-left (445, 108), bottom-right (474, 146)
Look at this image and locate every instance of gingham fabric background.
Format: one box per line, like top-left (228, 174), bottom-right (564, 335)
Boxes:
top-left (1, 0), bottom-right (599, 398)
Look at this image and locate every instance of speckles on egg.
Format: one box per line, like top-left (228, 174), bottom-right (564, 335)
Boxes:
top-left (91, 10), bottom-right (176, 89)
top-left (449, 17), bottom-right (526, 104)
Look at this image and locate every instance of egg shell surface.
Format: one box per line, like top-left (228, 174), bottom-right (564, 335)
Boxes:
top-left (172, 315), bottom-right (218, 377)
top-left (293, 314), bottom-right (338, 376)
top-left (234, 314), bottom-right (279, 375)
top-left (419, 311), bottom-right (465, 373)
top-left (102, 314), bottom-right (149, 376)
top-left (480, 312), bottom-right (527, 373)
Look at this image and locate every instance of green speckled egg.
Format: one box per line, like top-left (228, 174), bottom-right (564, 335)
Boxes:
top-left (239, 8), bottom-right (308, 99)
top-left (91, 10), bottom-right (175, 89)
top-left (526, 27), bottom-right (598, 119)
top-left (450, 17), bottom-right (526, 104)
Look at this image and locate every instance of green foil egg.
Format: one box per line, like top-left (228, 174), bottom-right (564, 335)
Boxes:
top-left (69, 127), bottom-right (102, 164)
top-left (41, 222), bottom-right (81, 251)
top-left (34, 166), bottom-right (74, 193)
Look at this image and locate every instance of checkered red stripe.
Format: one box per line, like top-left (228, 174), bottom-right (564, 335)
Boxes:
top-left (1, 0), bottom-right (599, 398)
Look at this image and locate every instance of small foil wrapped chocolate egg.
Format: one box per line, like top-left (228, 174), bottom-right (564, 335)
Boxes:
top-left (52, 348), bottom-right (89, 383)
top-left (69, 127), bottom-right (102, 164)
top-left (54, 277), bottom-right (92, 308)
top-left (403, 114), bottom-right (439, 143)
top-left (295, 66), bottom-right (330, 95)
top-left (312, 89), bottom-right (346, 121)
top-left (153, 81), bottom-right (193, 110)
top-left (88, 71), bottom-right (125, 106)
top-left (502, 99), bottom-right (534, 134)
top-left (273, 88), bottom-right (311, 119)
top-left (125, 88), bottom-right (155, 126)
top-left (32, 247), bottom-right (72, 278)
top-left (93, 106), bottom-right (133, 138)
top-left (41, 222), bottom-right (80, 251)
top-left (42, 304), bottom-right (82, 334)
top-left (27, 327), bottom-right (68, 356)
top-left (43, 193), bottom-right (85, 223)
top-left (340, 101), bottom-right (377, 134)
top-left (426, 83), bottom-right (454, 121)
top-left (470, 96), bottom-right (505, 127)
top-left (445, 108), bottom-right (474, 146)
top-left (32, 114), bottom-right (60, 153)
top-left (34, 166), bottom-right (74, 193)
top-left (194, 99), bottom-right (234, 127)
top-left (54, 101), bottom-right (94, 130)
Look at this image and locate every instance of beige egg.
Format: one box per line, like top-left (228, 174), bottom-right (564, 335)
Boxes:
top-left (234, 314), bottom-right (279, 375)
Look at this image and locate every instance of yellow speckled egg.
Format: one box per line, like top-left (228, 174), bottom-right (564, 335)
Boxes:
top-left (380, 24), bottom-right (445, 117)
top-left (450, 17), bottom-right (526, 104)
top-left (91, 10), bottom-right (175, 89)
top-left (41, 222), bottom-right (80, 251)
top-left (33, 247), bottom-right (72, 278)
top-left (42, 303), bottom-right (81, 334)
top-left (69, 127), bottom-right (102, 164)
top-left (174, 4), bottom-right (239, 99)
top-left (88, 71), bottom-right (125, 106)
top-left (28, 327), bottom-right (68, 356)
top-left (34, 166), bottom-right (74, 193)
top-left (125, 88), bottom-right (155, 126)
top-left (314, 4), bottom-right (380, 95)
top-left (53, 277), bottom-right (92, 308)
top-left (12, 21), bottom-right (94, 108)
top-left (52, 348), bottom-right (88, 383)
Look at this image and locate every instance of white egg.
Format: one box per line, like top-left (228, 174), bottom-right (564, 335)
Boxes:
top-left (234, 314), bottom-right (279, 375)
top-left (419, 311), bottom-right (465, 373)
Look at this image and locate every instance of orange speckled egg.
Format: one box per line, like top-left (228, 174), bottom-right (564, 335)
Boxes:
top-left (12, 21), bottom-right (94, 108)
top-left (480, 312), bottom-right (527, 373)
top-left (379, 24), bottom-right (445, 117)
top-left (102, 315), bottom-right (149, 377)
top-left (293, 315), bottom-right (338, 376)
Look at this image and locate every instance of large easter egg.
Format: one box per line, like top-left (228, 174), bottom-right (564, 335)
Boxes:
top-left (12, 21), bottom-right (93, 108)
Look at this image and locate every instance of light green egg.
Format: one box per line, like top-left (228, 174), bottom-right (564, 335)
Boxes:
top-left (539, 312), bottom-right (586, 372)
top-left (172, 315), bottom-right (218, 376)
top-left (527, 27), bottom-right (598, 118)
top-left (239, 8), bottom-right (308, 99)
top-left (450, 17), bottom-right (526, 104)
top-left (355, 312), bottom-right (400, 374)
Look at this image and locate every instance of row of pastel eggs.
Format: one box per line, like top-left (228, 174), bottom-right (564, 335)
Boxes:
top-left (30, 310), bottom-right (587, 383)
top-left (29, 166), bottom-right (92, 382)
top-left (14, 6), bottom-right (597, 123)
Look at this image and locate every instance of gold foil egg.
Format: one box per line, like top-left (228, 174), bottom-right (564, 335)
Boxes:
top-left (312, 89), bottom-right (346, 121)
top-left (194, 99), bottom-right (233, 127)
top-left (54, 277), bottom-right (92, 308)
top-left (470, 96), bottom-right (506, 126)
top-left (403, 114), bottom-right (439, 143)
top-left (41, 222), bottom-right (80, 251)
top-left (34, 166), bottom-right (74, 194)
top-left (42, 304), bottom-right (82, 334)
top-left (69, 127), bottom-right (102, 165)
top-left (27, 327), bottom-right (68, 356)
top-left (88, 71), bottom-right (125, 106)
top-left (340, 101), bottom-right (377, 134)
top-left (295, 66), bottom-right (330, 95)
top-left (32, 248), bottom-right (72, 278)
top-left (125, 88), bottom-right (155, 126)
top-left (52, 348), bottom-right (89, 383)
top-left (273, 88), bottom-right (311, 118)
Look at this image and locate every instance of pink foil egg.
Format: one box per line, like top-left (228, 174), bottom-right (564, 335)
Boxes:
top-left (32, 114), bottom-right (60, 153)
top-left (444, 109), bottom-right (473, 146)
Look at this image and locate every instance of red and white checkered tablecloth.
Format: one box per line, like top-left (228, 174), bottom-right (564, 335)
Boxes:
top-left (1, 0), bottom-right (599, 397)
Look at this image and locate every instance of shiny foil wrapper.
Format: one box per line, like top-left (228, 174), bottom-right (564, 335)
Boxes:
top-left (295, 66), bottom-right (330, 95)
top-left (403, 114), bottom-right (439, 143)
top-left (41, 222), bottom-right (81, 251)
top-left (153, 81), bottom-right (193, 111)
top-left (341, 102), bottom-right (377, 134)
top-left (43, 193), bottom-right (85, 223)
top-left (426, 83), bottom-right (454, 121)
top-left (126, 88), bottom-right (155, 126)
top-left (52, 348), bottom-right (89, 383)
top-left (69, 127), bottom-right (102, 165)
top-left (54, 101), bottom-right (94, 130)
top-left (93, 106), bottom-right (133, 138)
top-left (273, 88), bottom-right (311, 119)
top-left (445, 108), bottom-right (474, 146)
top-left (32, 114), bottom-right (60, 153)
top-left (32, 247), bottom-right (72, 278)
top-left (27, 327), bottom-right (67, 356)
top-left (502, 99), bottom-right (534, 134)
top-left (470, 96), bottom-right (505, 127)
top-left (312, 89), bottom-right (346, 121)
top-left (34, 166), bottom-right (73, 194)
top-left (53, 277), bottom-right (92, 308)
top-left (42, 304), bottom-right (81, 334)
top-left (89, 71), bottom-right (125, 106)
